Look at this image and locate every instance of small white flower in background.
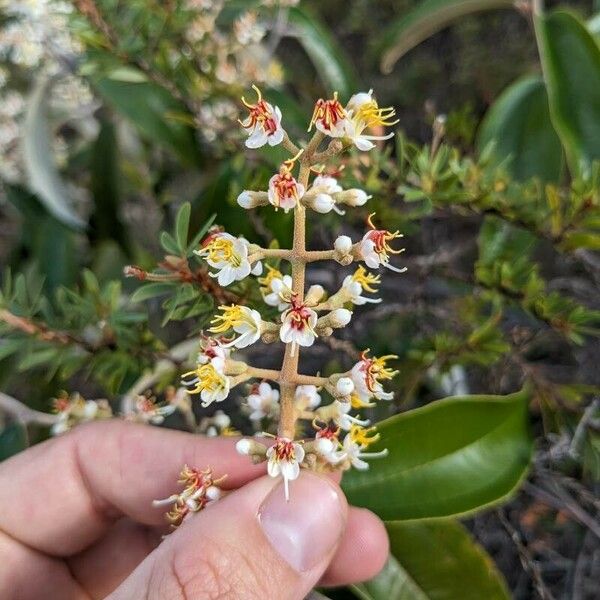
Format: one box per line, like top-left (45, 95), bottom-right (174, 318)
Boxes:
top-left (266, 437), bottom-right (305, 500)
top-left (181, 363), bottom-right (231, 407)
top-left (195, 229), bottom-right (262, 287)
top-left (259, 266), bottom-right (293, 311)
top-left (268, 159), bottom-right (305, 212)
top-left (131, 395), bottom-right (177, 425)
top-left (343, 89), bottom-right (398, 151)
top-left (247, 381), bottom-right (280, 421)
top-left (358, 213), bottom-right (407, 273)
top-left (153, 466), bottom-right (225, 526)
top-left (295, 384), bottom-right (322, 409)
top-left (280, 296), bottom-right (318, 353)
top-left (209, 305), bottom-right (263, 349)
top-left (239, 85), bottom-right (285, 148)
top-left (201, 410), bottom-right (236, 437)
top-left (351, 350), bottom-right (398, 403)
top-left (51, 393), bottom-right (112, 435)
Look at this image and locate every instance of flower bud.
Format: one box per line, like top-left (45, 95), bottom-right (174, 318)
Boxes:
top-left (305, 284), bottom-right (325, 305)
top-left (312, 193), bottom-right (336, 214)
top-left (212, 410), bottom-right (231, 429)
top-left (237, 190), bottom-right (269, 209)
top-left (205, 485), bottom-right (222, 501)
top-left (334, 235), bottom-right (353, 254)
top-left (339, 189), bottom-right (371, 207)
top-left (330, 308), bottom-right (352, 327)
top-left (236, 438), bottom-right (267, 459)
top-left (336, 377), bottom-right (355, 396)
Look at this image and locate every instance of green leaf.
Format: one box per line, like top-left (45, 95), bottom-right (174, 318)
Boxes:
top-left (353, 520), bottom-right (510, 600)
top-left (130, 282), bottom-right (175, 303)
top-left (160, 231), bottom-right (180, 256)
top-left (94, 77), bottom-right (198, 164)
top-left (0, 423), bottom-right (28, 462)
top-left (22, 75), bottom-right (86, 229)
top-left (342, 390), bottom-right (532, 520)
top-left (379, 0), bottom-right (515, 74)
top-left (287, 6), bottom-right (359, 98)
top-left (175, 202), bottom-right (192, 252)
top-left (477, 76), bottom-right (563, 182)
top-left (535, 10), bottom-right (600, 176)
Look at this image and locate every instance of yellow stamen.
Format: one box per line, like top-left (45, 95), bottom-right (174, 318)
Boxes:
top-left (350, 393), bottom-right (376, 409)
top-left (350, 424), bottom-right (380, 447)
top-left (200, 237), bottom-right (241, 266)
top-left (181, 364), bottom-right (227, 396)
top-left (209, 305), bottom-right (246, 334)
top-left (354, 99), bottom-right (399, 129)
top-left (351, 265), bottom-right (381, 293)
top-left (258, 265), bottom-right (284, 294)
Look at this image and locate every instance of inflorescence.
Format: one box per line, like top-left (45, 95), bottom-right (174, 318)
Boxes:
top-left (158, 86), bottom-right (405, 516)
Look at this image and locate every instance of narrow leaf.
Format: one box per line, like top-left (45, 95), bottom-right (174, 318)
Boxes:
top-left (22, 75), bottom-right (85, 229)
top-left (379, 0), bottom-right (515, 74)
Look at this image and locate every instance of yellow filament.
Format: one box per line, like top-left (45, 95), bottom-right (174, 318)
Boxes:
top-left (350, 424), bottom-right (380, 447)
top-left (209, 305), bottom-right (246, 333)
top-left (352, 266), bottom-right (381, 293)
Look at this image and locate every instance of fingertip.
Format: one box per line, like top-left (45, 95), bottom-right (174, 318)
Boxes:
top-left (320, 507), bottom-right (389, 587)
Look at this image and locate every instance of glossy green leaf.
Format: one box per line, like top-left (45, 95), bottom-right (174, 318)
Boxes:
top-left (477, 76), bottom-right (563, 181)
top-left (22, 75), bottom-right (86, 229)
top-left (287, 7), bottom-right (359, 98)
top-left (342, 390), bottom-right (532, 520)
top-left (352, 520), bottom-right (509, 600)
top-left (379, 0), bottom-right (515, 74)
top-left (94, 77), bottom-right (198, 164)
top-left (535, 10), bottom-right (600, 176)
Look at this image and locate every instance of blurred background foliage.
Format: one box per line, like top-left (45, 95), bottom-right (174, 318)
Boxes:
top-left (0, 0), bottom-right (599, 598)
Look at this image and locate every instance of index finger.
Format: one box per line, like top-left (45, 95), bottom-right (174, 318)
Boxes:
top-left (0, 420), bottom-right (265, 556)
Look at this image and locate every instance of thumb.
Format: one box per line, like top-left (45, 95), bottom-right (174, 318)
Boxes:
top-left (109, 472), bottom-right (347, 600)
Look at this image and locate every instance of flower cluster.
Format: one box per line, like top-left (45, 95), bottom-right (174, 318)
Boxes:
top-left (153, 466), bottom-right (225, 526)
top-left (51, 392), bottom-right (112, 435)
top-left (160, 85), bottom-right (403, 509)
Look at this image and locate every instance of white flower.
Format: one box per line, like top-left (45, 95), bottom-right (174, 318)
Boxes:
top-left (209, 305), bottom-right (263, 349)
top-left (195, 231), bottom-right (262, 287)
top-left (260, 269), bottom-right (293, 311)
top-left (339, 266), bottom-right (382, 305)
top-left (351, 351), bottom-right (398, 403)
top-left (197, 337), bottom-right (230, 373)
top-left (132, 396), bottom-right (177, 425)
top-left (309, 93), bottom-right (348, 138)
top-left (343, 90), bottom-right (397, 151)
top-left (312, 175), bottom-right (343, 194)
top-left (358, 214), bottom-right (407, 273)
top-left (328, 400), bottom-right (370, 431)
top-left (337, 432), bottom-right (388, 470)
top-left (266, 437), bottom-right (305, 500)
top-left (247, 382), bottom-right (280, 421)
top-left (182, 363), bottom-right (231, 407)
top-left (239, 85), bottom-right (285, 149)
top-left (295, 385), bottom-right (322, 409)
top-left (314, 428), bottom-right (344, 464)
top-left (268, 163), bottom-right (305, 212)
top-left (280, 297), bottom-right (318, 353)
top-left (51, 394), bottom-right (112, 435)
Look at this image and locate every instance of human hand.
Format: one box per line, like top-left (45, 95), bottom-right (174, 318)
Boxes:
top-left (0, 421), bottom-right (388, 599)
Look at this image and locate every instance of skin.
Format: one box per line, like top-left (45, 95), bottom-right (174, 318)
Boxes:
top-left (0, 420), bottom-right (389, 599)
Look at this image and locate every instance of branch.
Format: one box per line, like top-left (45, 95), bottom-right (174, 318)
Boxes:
top-left (0, 392), bottom-right (58, 426)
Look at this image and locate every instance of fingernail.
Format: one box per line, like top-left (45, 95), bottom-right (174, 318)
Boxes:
top-left (258, 472), bottom-right (345, 572)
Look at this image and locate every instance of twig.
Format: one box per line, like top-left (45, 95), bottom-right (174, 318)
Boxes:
top-left (569, 398), bottom-right (599, 461)
top-left (0, 392), bottom-right (58, 426)
top-left (497, 509), bottom-right (556, 600)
